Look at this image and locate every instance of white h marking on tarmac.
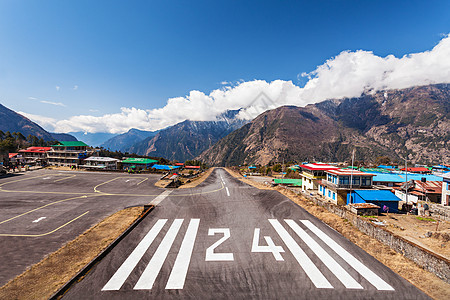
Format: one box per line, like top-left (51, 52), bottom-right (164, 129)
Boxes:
top-left (269, 219), bottom-right (333, 289)
top-left (150, 190), bottom-right (172, 206)
top-left (134, 219), bottom-right (184, 290)
top-left (102, 219), bottom-right (167, 291)
top-left (166, 219), bottom-right (200, 289)
top-left (285, 220), bottom-right (363, 289)
top-left (301, 220), bottom-right (394, 291)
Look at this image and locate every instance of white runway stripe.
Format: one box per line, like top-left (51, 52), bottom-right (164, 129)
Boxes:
top-left (225, 187), bottom-right (230, 196)
top-left (166, 219), bottom-right (200, 289)
top-left (150, 190), bottom-right (172, 206)
top-left (285, 220), bottom-right (363, 289)
top-left (301, 220), bottom-right (394, 291)
top-left (134, 219), bottom-right (184, 290)
top-left (269, 219), bottom-right (333, 289)
top-left (102, 219), bottom-right (167, 291)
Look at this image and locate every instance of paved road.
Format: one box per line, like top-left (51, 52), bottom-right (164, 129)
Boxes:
top-left (0, 169), bottom-right (170, 286)
top-left (63, 168), bottom-right (429, 299)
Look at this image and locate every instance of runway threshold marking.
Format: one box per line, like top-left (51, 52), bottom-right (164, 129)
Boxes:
top-left (301, 220), bottom-right (394, 291)
top-left (166, 219), bottom-right (200, 289)
top-left (103, 218), bottom-right (394, 292)
top-left (102, 219), bottom-right (167, 291)
top-left (285, 219), bottom-right (363, 289)
top-left (269, 219), bottom-right (333, 289)
top-left (0, 211), bottom-right (89, 237)
top-left (0, 195), bottom-right (92, 225)
top-left (134, 219), bottom-right (184, 290)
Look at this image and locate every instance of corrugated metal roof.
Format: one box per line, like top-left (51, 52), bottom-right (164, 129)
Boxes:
top-left (52, 141), bottom-right (88, 147)
top-left (353, 190), bottom-right (400, 201)
top-left (122, 158), bottom-right (158, 164)
top-left (371, 173), bottom-right (443, 183)
top-left (84, 157), bottom-right (119, 162)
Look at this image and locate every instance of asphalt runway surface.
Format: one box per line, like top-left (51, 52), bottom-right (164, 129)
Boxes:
top-left (0, 169), bottom-right (175, 286)
top-left (61, 168), bottom-right (429, 299)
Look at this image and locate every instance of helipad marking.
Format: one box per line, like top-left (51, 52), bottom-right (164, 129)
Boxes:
top-left (0, 195), bottom-right (94, 225)
top-left (0, 211), bottom-right (89, 237)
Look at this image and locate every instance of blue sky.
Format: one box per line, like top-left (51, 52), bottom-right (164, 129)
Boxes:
top-left (0, 0), bottom-right (449, 133)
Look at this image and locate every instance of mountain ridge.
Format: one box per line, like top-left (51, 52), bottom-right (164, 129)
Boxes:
top-left (198, 84), bottom-right (450, 166)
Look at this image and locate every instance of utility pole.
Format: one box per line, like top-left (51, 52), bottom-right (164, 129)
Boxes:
top-left (349, 149), bottom-right (355, 204)
top-left (405, 157), bottom-right (408, 205)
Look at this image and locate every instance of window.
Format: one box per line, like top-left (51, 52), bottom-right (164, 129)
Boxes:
top-left (340, 176), bottom-right (349, 185)
top-left (361, 177), bottom-right (372, 186)
top-left (332, 192), bottom-right (336, 200)
top-left (328, 190), bottom-right (331, 198)
top-left (352, 176), bottom-right (360, 185)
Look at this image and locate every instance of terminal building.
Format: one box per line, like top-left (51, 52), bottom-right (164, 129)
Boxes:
top-left (47, 141), bottom-right (92, 167)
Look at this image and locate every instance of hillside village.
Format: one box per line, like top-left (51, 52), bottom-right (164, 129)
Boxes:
top-left (1, 136), bottom-right (449, 211)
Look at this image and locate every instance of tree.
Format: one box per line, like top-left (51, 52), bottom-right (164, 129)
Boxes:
top-left (272, 164), bottom-right (282, 173)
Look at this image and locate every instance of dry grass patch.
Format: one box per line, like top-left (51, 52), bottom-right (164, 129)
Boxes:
top-left (225, 168), bottom-right (450, 300)
top-left (0, 207), bottom-right (145, 300)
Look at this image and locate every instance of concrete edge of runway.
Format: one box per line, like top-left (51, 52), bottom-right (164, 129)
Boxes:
top-left (49, 205), bottom-right (155, 300)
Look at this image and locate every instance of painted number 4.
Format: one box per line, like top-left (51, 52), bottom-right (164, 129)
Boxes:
top-left (252, 228), bottom-right (284, 261)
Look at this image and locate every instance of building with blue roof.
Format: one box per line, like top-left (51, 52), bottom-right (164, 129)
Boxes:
top-left (152, 164), bottom-right (180, 171)
top-left (348, 190), bottom-right (401, 213)
top-left (370, 172), bottom-right (443, 187)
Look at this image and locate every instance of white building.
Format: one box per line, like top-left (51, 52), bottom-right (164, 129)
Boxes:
top-left (80, 157), bottom-right (119, 170)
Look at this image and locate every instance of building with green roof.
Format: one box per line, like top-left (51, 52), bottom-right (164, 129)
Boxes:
top-left (121, 158), bottom-right (158, 171)
top-left (48, 141), bottom-right (93, 167)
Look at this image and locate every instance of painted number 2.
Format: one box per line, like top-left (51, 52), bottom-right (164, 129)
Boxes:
top-left (205, 228), bottom-right (234, 261)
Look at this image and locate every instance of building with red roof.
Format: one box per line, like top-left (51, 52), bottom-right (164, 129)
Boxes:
top-left (19, 146), bottom-right (52, 165)
top-left (393, 180), bottom-right (443, 204)
top-left (399, 167), bottom-right (431, 174)
top-left (299, 163), bottom-right (340, 191)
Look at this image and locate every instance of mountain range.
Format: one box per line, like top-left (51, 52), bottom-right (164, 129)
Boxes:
top-left (101, 128), bottom-right (159, 152)
top-left (2, 84), bottom-right (449, 165)
top-left (198, 84), bottom-right (450, 166)
top-left (125, 110), bottom-right (248, 162)
top-left (0, 103), bottom-right (76, 142)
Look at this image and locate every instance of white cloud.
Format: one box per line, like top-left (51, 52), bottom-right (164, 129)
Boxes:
top-left (40, 100), bottom-right (66, 107)
top-left (28, 96), bottom-right (38, 100)
top-left (56, 86), bottom-right (60, 91)
top-left (23, 34), bottom-right (450, 134)
top-left (73, 85), bottom-right (78, 90)
top-left (18, 112), bottom-right (58, 131)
